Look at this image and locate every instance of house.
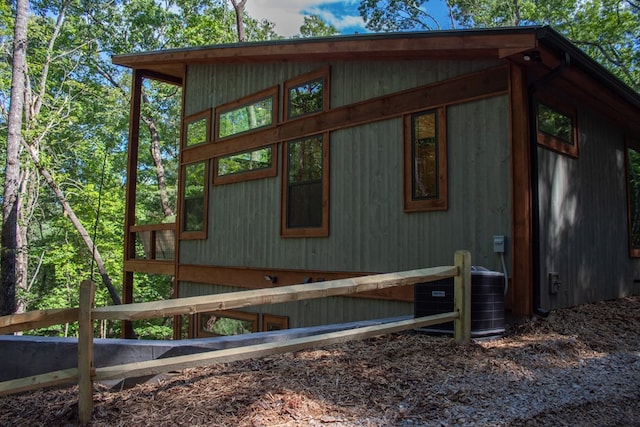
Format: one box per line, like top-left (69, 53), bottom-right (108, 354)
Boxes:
top-left (112, 26), bottom-right (640, 339)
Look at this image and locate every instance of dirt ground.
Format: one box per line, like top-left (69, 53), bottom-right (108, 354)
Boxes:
top-left (1, 296), bottom-right (639, 426)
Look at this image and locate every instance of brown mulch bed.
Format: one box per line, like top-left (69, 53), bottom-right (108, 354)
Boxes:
top-left (1, 296), bottom-right (639, 426)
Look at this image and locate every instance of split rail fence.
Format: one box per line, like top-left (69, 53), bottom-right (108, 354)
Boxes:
top-left (0, 250), bottom-right (471, 425)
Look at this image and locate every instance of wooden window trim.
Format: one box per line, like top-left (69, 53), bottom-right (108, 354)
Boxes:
top-left (281, 132), bottom-right (330, 238)
top-left (182, 109), bottom-right (212, 149)
top-left (283, 66), bottom-right (330, 121)
top-left (625, 138), bottom-right (640, 258)
top-left (536, 94), bottom-right (579, 158)
top-left (214, 86), bottom-right (278, 141)
top-left (178, 160), bottom-right (209, 240)
top-left (403, 107), bottom-right (448, 212)
top-left (262, 313), bottom-right (289, 332)
top-left (212, 144), bottom-right (277, 186)
top-left (196, 310), bottom-right (258, 337)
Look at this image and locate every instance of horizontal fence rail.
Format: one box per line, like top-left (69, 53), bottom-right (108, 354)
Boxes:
top-left (0, 250), bottom-right (472, 426)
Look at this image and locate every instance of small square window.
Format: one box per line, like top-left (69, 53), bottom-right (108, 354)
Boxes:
top-left (536, 97), bottom-right (578, 157)
top-left (183, 110), bottom-right (211, 148)
top-left (284, 67), bottom-right (329, 121)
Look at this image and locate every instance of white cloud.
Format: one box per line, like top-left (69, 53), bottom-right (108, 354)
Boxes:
top-left (244, 0), bottom-right (366, 37)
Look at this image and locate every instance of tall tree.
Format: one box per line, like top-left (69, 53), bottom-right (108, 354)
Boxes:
top-left (1, 0), bottom-right (28, 316)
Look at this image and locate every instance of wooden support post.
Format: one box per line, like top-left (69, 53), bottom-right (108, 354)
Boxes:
top-left (78, 280), bottom-right (95, 425)
top-left (454, 250), bottom-right (471, 344)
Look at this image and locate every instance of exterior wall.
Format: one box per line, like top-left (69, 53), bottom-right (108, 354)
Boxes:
top-left (537, 104), bottom-right (640, 309)
top-left (179, 59), bottom-right (513, 326)
top-left (181, 283), bottom-right (413, 328)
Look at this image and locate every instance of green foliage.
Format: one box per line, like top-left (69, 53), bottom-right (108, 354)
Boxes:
top-left (297, 14), bottom-right (339, 37)
top-left (358, 0), bottom-right (640, 90)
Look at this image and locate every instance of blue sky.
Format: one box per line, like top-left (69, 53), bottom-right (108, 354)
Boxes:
top-left (245, 0), bottom-right (454, 37)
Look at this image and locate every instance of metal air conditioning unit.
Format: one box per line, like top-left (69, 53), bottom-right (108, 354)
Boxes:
top-left (414, 267), bottom-right (505, 338)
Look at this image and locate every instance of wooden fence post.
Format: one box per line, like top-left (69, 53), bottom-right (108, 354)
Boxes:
top-left (454, 250), bottom-right (471, 344)
top-left (78, 280), bottom-right (95, 425)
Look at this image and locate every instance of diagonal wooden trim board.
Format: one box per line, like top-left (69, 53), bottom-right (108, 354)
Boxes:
top-left (92, 266), bottom-right (458, 321)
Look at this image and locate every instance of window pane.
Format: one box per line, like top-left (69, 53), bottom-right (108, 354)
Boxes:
top-left (218, 96), bottom-right (273, 139)
top-left (288, 136), bottom-right (323, 183)
top-left (287, 136), bottom-right (323, 228)
top-left (412, 111), bottom-right (438, 200)
top-left (200, 312), bottom-right (256, 336)
top-left (288, 78), bottom-right (323, 119)
top-left (185, 117), bottom-right (207, 147)
top-left (183, 162), bottom-right (205, 232)
top-left (628, 148), bottom-right (640, 248)
top-left (538, 103), bottom-right (573, 144)
top-left (217, 147), bottom-right (272, 177)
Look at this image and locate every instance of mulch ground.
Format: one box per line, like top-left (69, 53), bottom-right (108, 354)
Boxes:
top-left (1, 296), bottom-right (639, 426)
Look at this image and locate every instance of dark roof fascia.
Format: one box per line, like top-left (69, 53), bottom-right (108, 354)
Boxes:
top-left (534, 26), bottom-right (640, 110)
top-left (111, 26), bottom-right (541, 67)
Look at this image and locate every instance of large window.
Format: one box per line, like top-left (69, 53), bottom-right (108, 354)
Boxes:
top-left (215, 86), bottom-right (278, 140)
top-left (536, 96), bottom-right (578, 157)
top-left (403, 107), bottom-right (448, 212)
top-left (626, 140), bottom-right (640, 257)
top-left (282, 134), bottom-right (329, 237)
top-left (180, 161), bottom-right (208, 239)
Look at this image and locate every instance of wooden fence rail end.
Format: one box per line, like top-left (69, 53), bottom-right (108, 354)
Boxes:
top-left (0, 308), bottom-right (79, 335)
top-left (0, 368), bottom-right (78, 396)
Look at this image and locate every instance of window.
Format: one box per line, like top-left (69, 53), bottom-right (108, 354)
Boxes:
top-left (213, 145), bottom-right (277, 185)
top-left (197, 310), bottom-right (258, 337)
top-left (180, 161), bottom-right (208, 239)
top-left (626, 140), bottom-right (640, 257)
top-left (536, 96), bottom-right (578, 157)
top-left (262, 314), bottom-right (289, 332)
top-left (403, 107), bottom-right (448, 212)
top-left (215, 87), bottom-right (278, 140)
top-left (284, 67), bottom-right (329, 120)
top-left (183, 109), bottom-right (211, 148)
top-left (281, 133), bottom-right (329, 237)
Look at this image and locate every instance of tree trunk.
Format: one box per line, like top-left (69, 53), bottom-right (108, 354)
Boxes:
top-left (1, 0), bottom-right (29, 316)
top-left (141, 114), bottom-right (175, 219)
top-left (231, 0), bottom-right (247, 42)
top-left (22, 142), bottom-right (122, 306)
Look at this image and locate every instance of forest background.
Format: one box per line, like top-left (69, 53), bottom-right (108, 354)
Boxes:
top-left (0, 0), bottom-right (638, 340)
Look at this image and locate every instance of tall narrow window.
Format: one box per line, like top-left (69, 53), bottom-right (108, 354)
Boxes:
top-left (282, 133), bottom-right (329, 237)
top-left (284, 67), bottom-right (329, 120)
top-left (181, 161), bottom-right (208, 239)
top-left (404, 107), bottom-right (448, 212)
top-left (626, 140), bottom-right (640, 257)
top-left (536, 96), bottom-right (578, 157)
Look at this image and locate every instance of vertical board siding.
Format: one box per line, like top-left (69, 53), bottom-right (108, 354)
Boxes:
top-left (179, 60), bottom-right (511, 316)
top-left (537, 106), bottom-right (635, 309)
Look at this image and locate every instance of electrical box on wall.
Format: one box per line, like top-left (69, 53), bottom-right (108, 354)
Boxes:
top-left (493, 235), bottom-right (505, 253)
